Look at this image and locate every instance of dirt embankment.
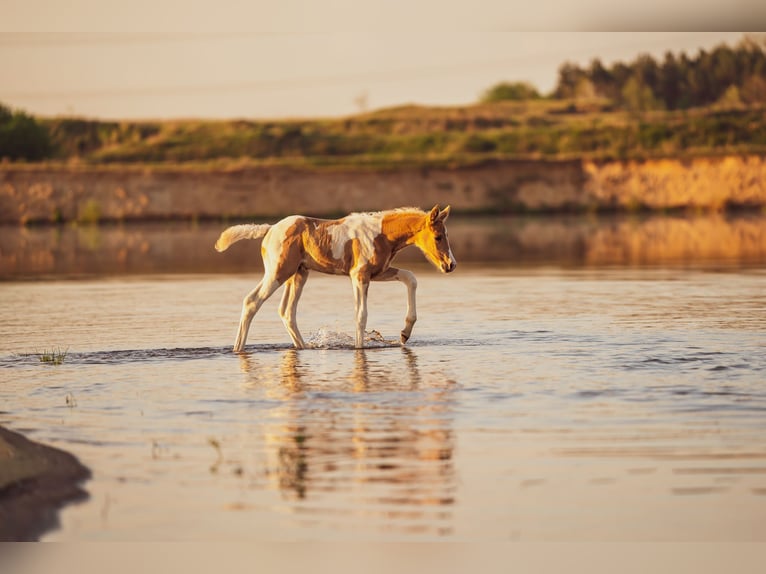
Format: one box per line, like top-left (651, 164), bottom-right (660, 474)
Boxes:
top-left (1, 155), bottom-right (765, 224)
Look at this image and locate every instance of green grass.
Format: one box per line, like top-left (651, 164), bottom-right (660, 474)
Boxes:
top-left (37, 346), bottom-right (69, 365)
top-left (15, 100), bottom-right (765, 169)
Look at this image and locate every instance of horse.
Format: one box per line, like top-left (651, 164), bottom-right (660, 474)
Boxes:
top-left (215, 205), bottom-right (456, 351)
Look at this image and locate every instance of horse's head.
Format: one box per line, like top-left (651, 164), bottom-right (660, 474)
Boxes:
top-left (416, 205), bottom-right (457, 273)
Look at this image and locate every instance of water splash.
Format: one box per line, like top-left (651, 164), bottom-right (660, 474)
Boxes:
top-left (306, 328), bottom-right (400, 349)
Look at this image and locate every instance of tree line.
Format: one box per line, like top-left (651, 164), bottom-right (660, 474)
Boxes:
top-left (554, 36), bottom-right (766, 111)
top-left (3, 37), bottom-right (766, 163)
top-left (482, 36), bottom-right (766, 112)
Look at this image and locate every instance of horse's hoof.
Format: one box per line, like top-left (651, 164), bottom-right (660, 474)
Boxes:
top-left (400, 332), bottom-right (410, 344)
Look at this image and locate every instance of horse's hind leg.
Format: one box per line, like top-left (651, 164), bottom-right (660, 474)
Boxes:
top-left (372, 267), bottom-right (417, 344)
top-left (279, 266), bottom-right (309, 349)
top-left (234, 274), bottom-right (282, 352)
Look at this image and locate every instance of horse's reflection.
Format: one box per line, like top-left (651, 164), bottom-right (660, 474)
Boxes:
top-left (239, 347), bottom-right (456, 533)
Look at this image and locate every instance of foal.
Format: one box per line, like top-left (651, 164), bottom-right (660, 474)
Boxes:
top-left (215, 205), bottom-right (456, 351)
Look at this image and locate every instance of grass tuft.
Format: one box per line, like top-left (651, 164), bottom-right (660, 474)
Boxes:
top-left (38, 346), bottom-right (68, 365)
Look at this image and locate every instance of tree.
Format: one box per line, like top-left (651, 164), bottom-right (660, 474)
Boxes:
top-left (741, 74), bottom-right (766, 104)
top-left (553, 62), bottom-right (586, 99)
top-left (659, 52), bottom-right (682, 109)
top-left (588, 58), bottom-right (613, 98)
top-left (716, 85), bottom-right (743, 109)
top-left (0, 102), bottom-right (52, 161)
top-left (480, 81), bottom-right (541, 103)
top-left (633, 54), bottom-right (661, 96)
top-left (0, 102), bottom-right (12, 123)
top-left (621, 76), bottom-right (664, 114)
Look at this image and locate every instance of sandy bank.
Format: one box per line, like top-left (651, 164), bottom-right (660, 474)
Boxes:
top-left (2, 155), bottom-right (765, 224)
top-left (0, 425), bottom-right (90, 541)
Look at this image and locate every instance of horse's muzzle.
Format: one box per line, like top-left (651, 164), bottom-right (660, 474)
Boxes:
top-left (442, 261), bottom-right (457, 273)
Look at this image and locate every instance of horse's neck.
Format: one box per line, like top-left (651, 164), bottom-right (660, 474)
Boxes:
top-left (381, 213), bottom-right (424, 251)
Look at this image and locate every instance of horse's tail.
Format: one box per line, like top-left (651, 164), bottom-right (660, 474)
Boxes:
top-left (215, 224), bottom-right (272, 252)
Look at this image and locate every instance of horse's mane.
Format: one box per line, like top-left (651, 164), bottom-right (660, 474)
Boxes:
top-left (354, 207), bottom-right (426, 218)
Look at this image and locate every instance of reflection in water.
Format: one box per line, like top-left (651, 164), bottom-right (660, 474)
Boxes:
top-left (1, 268), bottom-right (765, 541)
top-left (239, 348), bottom-right (456, 535)
top-left (3, 214), bottom-right (766, 278)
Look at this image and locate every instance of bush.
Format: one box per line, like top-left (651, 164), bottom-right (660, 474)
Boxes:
top-left (480, 82), bottom-right (541, 103)
top-left (0, 102), bottom-right (52, 160)
top-left (461, 133), bottom-right (497, 153)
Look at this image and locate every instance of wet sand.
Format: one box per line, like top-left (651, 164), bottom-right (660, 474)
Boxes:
top-left (0, 425), bottom-right (90, 541)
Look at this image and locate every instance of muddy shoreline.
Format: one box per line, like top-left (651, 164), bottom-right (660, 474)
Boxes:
top-left (2, 155), bottom-right (765, 224)
top-left (0, 425), bottom-right (90, 541)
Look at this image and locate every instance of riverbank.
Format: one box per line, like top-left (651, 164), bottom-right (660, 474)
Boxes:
top-left (1, 155), bottom-right (765, 224)
top-left (0, 425), bottom-right (90, 541)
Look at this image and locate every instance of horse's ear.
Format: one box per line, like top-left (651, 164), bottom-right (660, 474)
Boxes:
top-left (428, 205), bottom-right (440, 223)
top-left (438, 205), bottom-right (451, 222)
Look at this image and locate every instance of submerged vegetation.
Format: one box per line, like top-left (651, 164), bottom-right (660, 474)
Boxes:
top-left (1, 37), bottom-right (765, 168)
top-left (37, 347), bottom-right (69, 365)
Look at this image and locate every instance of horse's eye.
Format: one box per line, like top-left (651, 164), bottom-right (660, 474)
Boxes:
top-left (435, 235), bottom-right (444, 242)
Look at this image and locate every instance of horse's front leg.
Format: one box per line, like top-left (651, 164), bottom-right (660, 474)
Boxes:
top-left (350, 273), bottom-right (370, 349)
top-left (372, 267), bottom-right (417, 345)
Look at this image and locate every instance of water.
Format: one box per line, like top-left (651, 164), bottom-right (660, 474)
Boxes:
top-left (1, 216), bottom-right (766, 541)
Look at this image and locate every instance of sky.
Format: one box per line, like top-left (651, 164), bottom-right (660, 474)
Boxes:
top-left (0, 2), bottom-right (760, 120)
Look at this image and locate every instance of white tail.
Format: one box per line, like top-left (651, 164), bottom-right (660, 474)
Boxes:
top-left (215, 224), bottom-right (271, 252)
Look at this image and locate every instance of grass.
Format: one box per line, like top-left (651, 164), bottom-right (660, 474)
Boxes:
top-left (38, 346), bottom-right (68, 365)
top-left (208, 437), bottom-right (223, 473)
top-left (24, 100), bottom-right (765, 170)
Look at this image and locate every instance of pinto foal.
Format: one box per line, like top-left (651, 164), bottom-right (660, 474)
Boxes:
top-left (215, 205), bottom-right (456, 351)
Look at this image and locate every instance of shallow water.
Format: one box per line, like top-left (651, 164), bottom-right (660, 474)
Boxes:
top-left (1, 218), bottom-right (766, 540)
top-left (3, 213), bottom-right (766, 279)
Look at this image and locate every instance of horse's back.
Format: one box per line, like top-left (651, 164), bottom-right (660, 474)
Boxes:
top-left (261, 211), bottom-right (394, 277)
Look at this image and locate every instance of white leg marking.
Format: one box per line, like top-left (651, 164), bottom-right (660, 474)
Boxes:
top-left (279, 268), bottom-right (309, 349)
top-left (372, 267), bottom-right (418, 344)
top-left (351, 274), bottom-right (369, 349)
top-left (234, 275), bottom-right (282, 352)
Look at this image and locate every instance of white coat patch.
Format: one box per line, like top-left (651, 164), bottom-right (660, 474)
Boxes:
top-left (328, 213), bottom-right (383, 262)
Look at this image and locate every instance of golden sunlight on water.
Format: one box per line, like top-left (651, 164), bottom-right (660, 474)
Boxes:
top-left (239, 350), bottom-right (456, 524)
top-left (1, 263), bottom-right (765, 540)
top-left (2, 214), bottom-right (766, 279)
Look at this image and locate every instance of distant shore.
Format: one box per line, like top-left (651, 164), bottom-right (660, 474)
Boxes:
top-left (1, 154), bottom-right (765, 225)
top-left (0, 425), bottom-right (90, 541)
